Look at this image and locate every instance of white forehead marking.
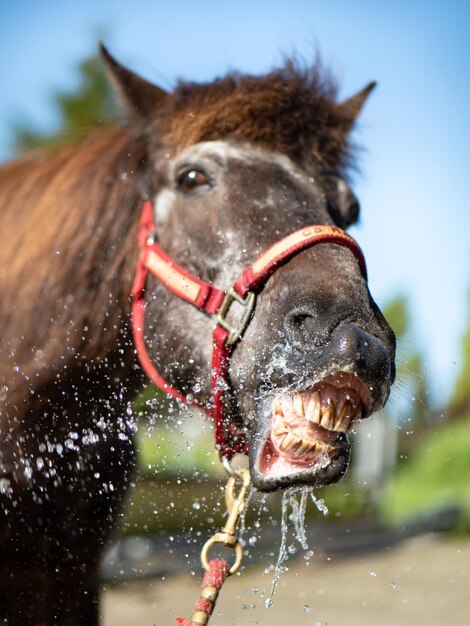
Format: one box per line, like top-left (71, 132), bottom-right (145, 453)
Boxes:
top-left (175, 140), bottom-right (306, 180)
top-left (154, 140), bottom-right (313, 227)
top-left (153, 188), bottom-right (176, 228)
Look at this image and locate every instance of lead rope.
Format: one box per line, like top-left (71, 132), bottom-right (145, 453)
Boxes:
top-left (175, 467), bottom-right (251, 625)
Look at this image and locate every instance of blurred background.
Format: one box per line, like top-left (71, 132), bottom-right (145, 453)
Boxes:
top-left (1, 1), bottom-right (470, 624)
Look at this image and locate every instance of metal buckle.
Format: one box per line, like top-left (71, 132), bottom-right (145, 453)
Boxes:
top-left (215, 286), bottom-right (255, 346)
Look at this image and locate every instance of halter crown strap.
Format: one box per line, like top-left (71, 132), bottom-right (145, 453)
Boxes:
top-left (131, 200), bottom-right (367, 458)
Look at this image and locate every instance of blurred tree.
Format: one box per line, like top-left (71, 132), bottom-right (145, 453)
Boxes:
top-left (13, 52), bottom-right (117, 151)
top-left (383, 294), bottom-right (430, 448)
top-left (449, 288), bottom-right (470, 417)
top-left (383, 295), bottom-right (409, 339)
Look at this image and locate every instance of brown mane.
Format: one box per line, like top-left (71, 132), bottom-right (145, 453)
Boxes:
top-left (157, 60), bottom-right (356, 172)
top-left (0, 127), bottom-right (147, 415)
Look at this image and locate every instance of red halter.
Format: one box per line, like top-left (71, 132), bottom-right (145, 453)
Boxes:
top-left (131, 200), bottom-right (367, 459)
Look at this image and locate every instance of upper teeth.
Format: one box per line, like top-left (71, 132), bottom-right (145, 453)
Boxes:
top-left (293, 390), bottom-right (362, 433)
top-left (305, 392), bottom-right (321, 423)
top-left (293, 394), bottom-right (304, 417)
top-left (336, 400), bottom-right (352, 432)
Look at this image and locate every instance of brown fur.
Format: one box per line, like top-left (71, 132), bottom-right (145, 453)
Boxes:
top-left (0, 128), bottom-right (147, 415)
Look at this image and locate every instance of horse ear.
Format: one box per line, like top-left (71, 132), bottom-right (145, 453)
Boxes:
top-left (336, 81), bottom-right (377, 123)
top-left (100, 43), bottom-right (168, 123)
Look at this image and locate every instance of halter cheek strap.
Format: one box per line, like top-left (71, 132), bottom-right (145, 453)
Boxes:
top-left (131, 200), bottom-right (367, 459)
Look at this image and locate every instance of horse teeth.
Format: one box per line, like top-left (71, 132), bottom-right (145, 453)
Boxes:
top-left (320, 403), bottom-right (335, 430)
top-left (273, 421), bottom-right (291, 436)
top-left (335, 416), bottom-right (350, 433)
top-left (274, 401), bottom-right (284, 416)
top-left (334, 401), bottom-right (352, 432)
top-left (346, 404), bottom-right (364, 432)
top-left (294, 439), bottom-right (315, 456)
top-left (293, 395), bottom-right (304, 417)
top-left (305, 392), bottom-right (321, 424)
top-left (348, 405), bottom-right (362, 432)
top-left (279, 431), bottom-right (298, 452)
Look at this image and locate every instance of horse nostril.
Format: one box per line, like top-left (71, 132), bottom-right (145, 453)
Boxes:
top-left (284, 310), bottom-right (324, 346)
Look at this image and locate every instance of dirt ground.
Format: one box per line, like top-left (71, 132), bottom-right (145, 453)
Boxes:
top-left (102, 533), bottom-right (469, 625)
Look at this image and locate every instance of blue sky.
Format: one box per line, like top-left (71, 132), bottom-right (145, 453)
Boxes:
top-left (1, 0), bottom-right (469, 407)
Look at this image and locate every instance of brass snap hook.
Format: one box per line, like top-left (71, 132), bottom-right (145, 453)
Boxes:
top-left (200, 467), bottom-right (251, 576)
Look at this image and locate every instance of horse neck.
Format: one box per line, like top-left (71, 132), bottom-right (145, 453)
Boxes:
top-left (0, 127), bottom-right (150, 416)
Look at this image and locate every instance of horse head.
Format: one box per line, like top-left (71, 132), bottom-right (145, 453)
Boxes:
top-left (102, 46), bottom-right (396, 492)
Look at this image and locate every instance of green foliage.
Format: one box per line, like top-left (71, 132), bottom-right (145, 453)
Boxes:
top-left (450, 288), bottom-right (470, 414)
top-left (383, 294), bottom-right (409, 339)
top-left (136, 417), bottom-right (221, 478)
top-left (315, 480), bottom-right (370, 519)
top-left (13, 53), bottom-right (117, 151)
top-left (381, 417), bottom-right (470, 530)
top-left (133, 385), bottom-right (222, 478)
top-left (382, 293), bottom-right (430, 432)
top-left (120, 477), bottom-right (226, 536)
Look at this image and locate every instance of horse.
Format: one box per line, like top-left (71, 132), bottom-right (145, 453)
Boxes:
top-left (0, 45), bottom-right (395, 624)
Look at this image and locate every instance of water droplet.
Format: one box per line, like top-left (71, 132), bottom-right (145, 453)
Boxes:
top-left (0, 385), bottom-right (8, 401)
top-left (0, 477), bottom-right (12, 495)
top-left (310, 493), bottom-right (329, 516)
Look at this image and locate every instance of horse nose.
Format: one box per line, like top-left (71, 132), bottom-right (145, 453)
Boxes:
top-left (284, 308), bottom-right (392, 391)
top-left (328, 322), bottom-right (392, 383)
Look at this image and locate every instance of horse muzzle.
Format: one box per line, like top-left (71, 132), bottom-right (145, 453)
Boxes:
top-left (248, 322), bottom-right (393, 491)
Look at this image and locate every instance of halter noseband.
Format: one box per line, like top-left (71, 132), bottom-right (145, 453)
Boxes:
top-left (131, 200), bottom-right (367, 459)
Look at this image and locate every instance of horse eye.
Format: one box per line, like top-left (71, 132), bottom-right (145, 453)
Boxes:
top-left (176, 168), bottom-right (210, 193)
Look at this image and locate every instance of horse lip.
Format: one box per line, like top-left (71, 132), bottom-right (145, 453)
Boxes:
top-left (249, 430), bottom-right (350, 492)
top-left (248, 406), bottom-right (350, 492)
top-left (247, 371), bottom-right (374, 492)
top-left (319, 371), bottom-right (373, 418)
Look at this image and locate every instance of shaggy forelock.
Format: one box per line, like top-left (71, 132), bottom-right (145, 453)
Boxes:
top-left (157, 59), bottom-right (357, 174)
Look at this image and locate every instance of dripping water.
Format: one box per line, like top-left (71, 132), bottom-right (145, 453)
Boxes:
top-left (290, 489), bottom-right (309, 550)
top-left (266, 487), bottom-right (329, 608)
